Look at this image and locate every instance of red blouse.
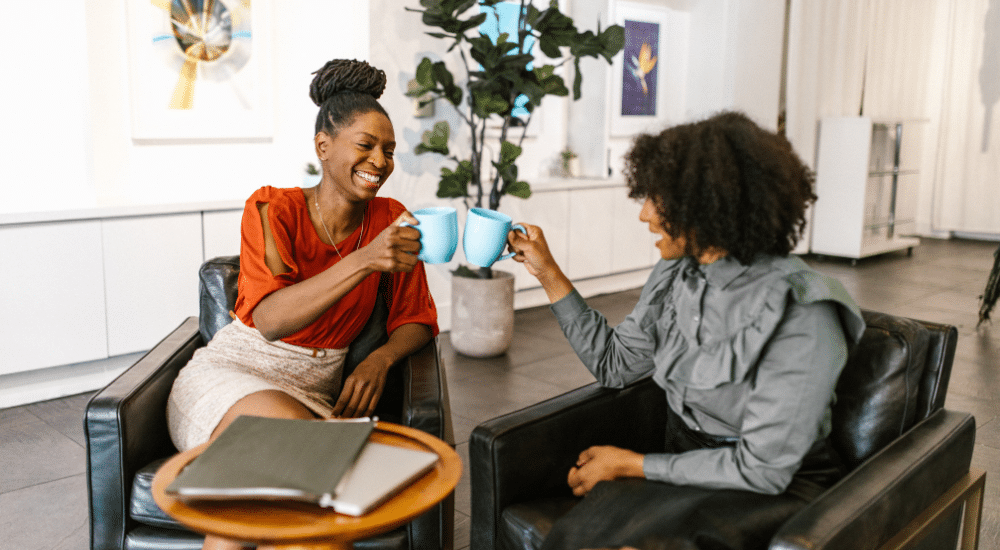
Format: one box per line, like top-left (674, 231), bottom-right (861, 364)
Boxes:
top-left (233, 186), bottom-right (439, 349)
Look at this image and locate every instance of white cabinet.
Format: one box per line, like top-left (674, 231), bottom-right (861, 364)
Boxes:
top-left (611, 193), bottom-right (658, 272)
top-left (568, 188), bottom-right (618, 279)
top-left (811, 116), bottom-right (921, 260)
top-left (203, 209), bottom-right (243, 260)
top-left (102, 214), bottom-right (204, 356)
top-left (500, 191), bottom-right (570, 292)
top-left (0, 221), bottom-right (108, 375)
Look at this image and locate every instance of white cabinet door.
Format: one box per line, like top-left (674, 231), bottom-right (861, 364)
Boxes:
top-left (203, 209), bottom-right (243, 260)
top-left (0, 221), bottom-right (108, 374)
top-left (567, 188), bottom-right (617, 280)
top-left (500, 192), bottom-right (570, 291)
top-left (611, 193), bottom-right (656, 272)
top-left (102, 214), bottom-right (204, 356)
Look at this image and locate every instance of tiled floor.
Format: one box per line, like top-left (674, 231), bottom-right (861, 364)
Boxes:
top-left (3, 237), bottom-right (999, 550)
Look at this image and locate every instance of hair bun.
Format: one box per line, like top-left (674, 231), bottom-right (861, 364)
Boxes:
top-left (309, 59), bottom-right (387, 106)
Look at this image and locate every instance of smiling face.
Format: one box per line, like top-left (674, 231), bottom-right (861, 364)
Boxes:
top-left (316, 110), bottom-right (396, 202)
top-left (639, 197), bottom-right (689, 261)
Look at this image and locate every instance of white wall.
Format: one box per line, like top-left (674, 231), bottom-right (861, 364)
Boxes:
top-left (1, 0), bottom-right (371, 217)
top-left (1, 0), bottom-right (93, 213)
top-left (604, 0), bottom-right (787, 177)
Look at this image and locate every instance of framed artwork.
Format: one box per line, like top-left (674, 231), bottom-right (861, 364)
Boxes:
top-left (609, 1), bottom-right (688, 137)
top-left (124, 0), bottom-right (274, 140)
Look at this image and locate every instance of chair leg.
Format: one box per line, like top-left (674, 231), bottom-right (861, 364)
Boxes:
top-left (960, 470), bottom-right (986, 550)
top-left (878, 469), bottom-right (987, 550)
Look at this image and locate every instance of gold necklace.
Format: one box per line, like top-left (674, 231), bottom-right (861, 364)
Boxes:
top-left (313, 188), bottom-right (366, 260)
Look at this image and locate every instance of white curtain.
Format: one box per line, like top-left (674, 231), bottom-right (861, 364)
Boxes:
top-left (933, 0), bottom-right (1000, 234)
top-left (786, 0), bottom-right (999, 236)
top-left (861, 0), bottom-right (939, 120)
top-left (785, 0), bottom-right (871, 170)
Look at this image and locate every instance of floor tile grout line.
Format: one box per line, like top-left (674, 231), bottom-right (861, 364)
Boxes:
top-left (1, 472), bottom-right (86, 497)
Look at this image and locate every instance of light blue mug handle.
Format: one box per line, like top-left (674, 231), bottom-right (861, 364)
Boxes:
top-left (496, 223), bottom-right (527, 262)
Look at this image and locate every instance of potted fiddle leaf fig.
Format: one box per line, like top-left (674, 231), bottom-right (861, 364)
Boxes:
top-left (406, 0), bottom-right (623, 356)
top-left (407, 0), bottom-right (623, 216)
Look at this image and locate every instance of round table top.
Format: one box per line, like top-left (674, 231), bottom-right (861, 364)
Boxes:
top-left (152, 421), bottom-right (461, 548)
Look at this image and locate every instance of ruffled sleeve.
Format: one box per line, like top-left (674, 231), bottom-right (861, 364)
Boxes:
top-left (643, 256), bottom-right (866, 494)
top-left (234, 186), bottom-right (301, 323)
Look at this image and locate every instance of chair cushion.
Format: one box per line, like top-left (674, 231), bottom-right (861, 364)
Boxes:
top-left (125, 525), bottom-right (204, 550)
top-left (500, 497), bottom-right (580, 550)
top-left (131, 459), bottom-right (186, 529)
top-left (832, 311), bottom-right (930, 469)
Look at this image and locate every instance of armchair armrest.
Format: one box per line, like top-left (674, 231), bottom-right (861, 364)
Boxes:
top-left (398, 335), bottom-right (454, 550)
top-left (401, 336), bottom-right (453, 445)
top-left (771, 409), bottom-right (976, 550)
top-left (85, 317), bottom-right (203, 550)
top-left (470, 377), bottom-right (666, 550)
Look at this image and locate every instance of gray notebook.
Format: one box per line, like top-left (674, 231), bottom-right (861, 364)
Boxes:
top-left (166, 416), bottom-right (375, 504)
top-left (320, 442), bottom-right (439, 516)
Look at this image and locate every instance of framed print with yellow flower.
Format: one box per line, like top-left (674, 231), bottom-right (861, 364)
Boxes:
top-left (609, 1), bottom-right (688, 137)
top-left (124, 0), bottom-right (274, 140)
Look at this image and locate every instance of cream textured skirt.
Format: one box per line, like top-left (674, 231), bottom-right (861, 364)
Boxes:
top-left (166, 317), bottom-right (348, 452)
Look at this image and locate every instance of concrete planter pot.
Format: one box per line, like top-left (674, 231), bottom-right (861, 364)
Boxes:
top-left (450, 270), bottom-right (515, 357)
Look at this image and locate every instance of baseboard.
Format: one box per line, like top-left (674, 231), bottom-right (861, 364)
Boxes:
top-left (0, 352), bottom-right (144, 408)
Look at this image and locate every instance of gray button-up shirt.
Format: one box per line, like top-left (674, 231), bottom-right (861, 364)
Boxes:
top-left (550, 255), bottom-right (865, 494)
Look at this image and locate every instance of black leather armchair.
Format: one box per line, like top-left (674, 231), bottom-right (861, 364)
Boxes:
top-left (470, 310), bottom-right (985, 550)
top-left (85, 256), bottom-right (455, 550)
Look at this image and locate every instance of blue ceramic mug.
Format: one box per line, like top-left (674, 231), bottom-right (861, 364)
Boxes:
top-left (403, 207), bottom-right (458, 264)
top-left (462, 207), bottom-right (526, 268)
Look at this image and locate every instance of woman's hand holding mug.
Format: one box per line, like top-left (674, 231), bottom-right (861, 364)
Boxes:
top-left (507, 223), bottom-right (574, 303)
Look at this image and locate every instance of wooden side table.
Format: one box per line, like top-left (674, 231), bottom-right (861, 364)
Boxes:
top-left (152, 421), bottom-right (462, 550)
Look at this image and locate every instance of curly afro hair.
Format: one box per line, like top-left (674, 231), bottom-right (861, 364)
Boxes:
top-left (623, 111), bottom-right (816, 265)
top-left (310, 59), bottom-right (389, 136)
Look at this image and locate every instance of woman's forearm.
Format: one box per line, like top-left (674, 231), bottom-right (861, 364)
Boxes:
top-left (368, 323), bottom-right (434, 367)
top-left (536, 263), bottom-right (575, 304)
top-left (252, 253), bottom-right (375, 341)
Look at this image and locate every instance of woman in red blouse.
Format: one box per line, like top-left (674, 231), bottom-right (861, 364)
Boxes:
top-left (166, 60), bottom-right (438, 549)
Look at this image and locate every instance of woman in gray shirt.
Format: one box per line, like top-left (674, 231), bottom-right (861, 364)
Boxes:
top-left (507, 111), bottom-right (865, 549)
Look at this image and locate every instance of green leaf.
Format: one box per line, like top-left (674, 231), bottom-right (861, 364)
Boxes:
top-left (533, 64), bottom-right (555, 81)
top-left (432, 61), bottom-right (455, 89)
top-left (431, 62), bottom-right (462, 106)
top-left (459, 13), bottom-right (488, 33)
top-left (524, 4), bottom-right (542, 26)
top-left (600, 25), bottom-right (625, 61)
top-left (499, 140), bottom-right (523, 166)
top-left (505, 180), bottom-right (532, 199)
top-left (437, 160), bottom-right (473, 198)
top-left (415, 57), bottom-right (434, 87)
top-left (472, 91), bottom-right (509, 118)
top-left (454, 0), bottom-right (477, 14)
top-left (416, 121), bottom-right (450, 156)
top-left (538, 34), bottom-right (562, 58)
